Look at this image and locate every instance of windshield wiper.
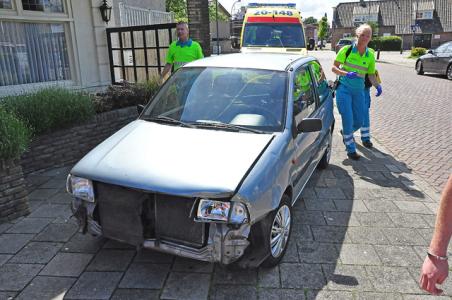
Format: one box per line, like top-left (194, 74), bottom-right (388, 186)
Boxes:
top-left (192, 121), bottom-right (265, 134)
top-left (142, 115), bottom-right (195, 128)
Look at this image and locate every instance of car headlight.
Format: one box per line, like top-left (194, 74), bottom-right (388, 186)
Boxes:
top-left (196, 199), bottom-right (249, 224)
top-left (66, 174), bottom-right (95, 202)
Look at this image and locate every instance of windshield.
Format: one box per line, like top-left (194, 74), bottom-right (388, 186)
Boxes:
top-left (242, 23), bottom-right (305, 48)
top-left (142, 67), bottom-right (287, 132)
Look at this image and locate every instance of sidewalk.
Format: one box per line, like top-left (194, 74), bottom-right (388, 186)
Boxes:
top-left (376, 51), bottom-right (416, 69)
top-left (0, 110), bottom-right (447, 299)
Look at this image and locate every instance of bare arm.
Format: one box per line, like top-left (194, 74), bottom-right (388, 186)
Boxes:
top-left (160, 63), bottom-right (172, 81)
top-left (420, 175), bottom-right (452, 295)
top-left (332, 61), bottom-right (348, 77)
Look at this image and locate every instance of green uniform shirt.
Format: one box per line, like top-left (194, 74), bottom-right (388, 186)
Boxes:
top-left (335, 44), bottom-right (376, 90)
top-left (166, 39), bottom-right (204, 71)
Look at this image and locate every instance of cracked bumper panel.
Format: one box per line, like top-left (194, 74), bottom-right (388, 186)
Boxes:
top-left (143, 222), bottom-right (250, 264)
top-left (71, 198), bottom-right (102, 236)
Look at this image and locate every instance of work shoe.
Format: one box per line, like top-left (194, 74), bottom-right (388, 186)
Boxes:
top-left (347, 152), bottom-right (360, 160)
top-left (362, 140), bottom-right (373, 149)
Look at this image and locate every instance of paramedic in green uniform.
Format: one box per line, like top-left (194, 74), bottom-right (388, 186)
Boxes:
top-left (160, 21), bottom-right (204, 82)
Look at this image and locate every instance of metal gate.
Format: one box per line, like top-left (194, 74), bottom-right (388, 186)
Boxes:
top-left (106, 23), bottom-right (176, 84)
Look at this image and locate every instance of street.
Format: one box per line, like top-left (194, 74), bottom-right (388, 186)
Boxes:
top-left (313, 50), bottom-right (452, 193)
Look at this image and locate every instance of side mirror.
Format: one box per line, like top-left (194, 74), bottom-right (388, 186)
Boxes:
top-left (231, 36), bottom-right (240, 49)
top-left (137, 104), bottom-right (145, 114)
top-left (428, 49), bottom-right (434, 54)
top-left (297, 118), bottom-right (322, 133)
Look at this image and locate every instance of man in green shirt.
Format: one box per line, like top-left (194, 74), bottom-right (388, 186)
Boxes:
top-left (160, 21), bottom-right (204, 82)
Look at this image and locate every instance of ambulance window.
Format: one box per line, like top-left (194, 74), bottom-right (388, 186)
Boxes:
top-left (309, 61), bottom-right (328, 104)
top-left (292, 65), bottom-right (315, 120)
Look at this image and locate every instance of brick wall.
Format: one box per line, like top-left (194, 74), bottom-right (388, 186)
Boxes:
top-left (20, 107), bottom-right (138, 175)
top-left (187, 0), bottom-right (211, 56)
top-left (0, 159), bottom-right (30, 223)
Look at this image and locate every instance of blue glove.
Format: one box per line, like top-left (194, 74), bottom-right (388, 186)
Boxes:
top-left (345, 72), bottom-right (358, 79)
top-left (375, 85), bottom-right (382, 97)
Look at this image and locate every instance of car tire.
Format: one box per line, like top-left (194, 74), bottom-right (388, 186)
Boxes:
top-left (318, 131), bottom-right (333, 169)
top-left (416, 60), bottom-right (424, 75)
top-left (447, 64), bottom-right (452, 80)
top-left (260, 195), bottom-right (293, 268)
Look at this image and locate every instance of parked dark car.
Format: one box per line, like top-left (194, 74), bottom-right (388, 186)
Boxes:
top-left (416, 41), bottom-right (452, 80)
top-left (334, 38), bottom-right (353, 53)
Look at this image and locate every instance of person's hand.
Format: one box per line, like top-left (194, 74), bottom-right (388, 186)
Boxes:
top-left (345, 72), bottom-right (358, 79)
top-left (375, 85), bottom-right (383, 97)
top-left (158, 76), bottom-right (164, 86)
top-left (419, 255), bottom-right (449, 295)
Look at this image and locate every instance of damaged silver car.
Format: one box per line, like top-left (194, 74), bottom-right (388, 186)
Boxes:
top-left (67, 53), bottom-right (335, 267)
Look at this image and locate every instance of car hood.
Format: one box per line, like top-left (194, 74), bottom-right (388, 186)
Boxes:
top-left (71, 120), bottom-right (274, 197)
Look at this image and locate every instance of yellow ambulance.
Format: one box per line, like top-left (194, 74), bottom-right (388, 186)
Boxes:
top-left (240, 3), bottom-right (307, 55)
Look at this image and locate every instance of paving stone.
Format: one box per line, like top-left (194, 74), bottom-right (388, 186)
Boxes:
top-left (39, 178), bottom-right (67, 189)
top-left (40, 253), bottom-right (93, 277)
top-left (304, 198), bottom-right (336, 211)
top-left (134, 249), bottom-right (174, 264)
top-left (172, 257), bottom-right (214, 273)
top-left (323, 264), bottom-right (374, 291)
top-left (355, 212), bottom-right (394, 227)
top-left (0, 255), bottom-right (11, 267)
top-left (258, 288), bottom-right (306, 300)
top-left (356, 292), bottom-right (403, 299)
top-left (6, 218), bottom-right (53, 234)
top-left (347, 227), bottom-right (389, 244)
top-left (363, 200), bottom-right (400, 212)
top-left (0, 234), bottom-right (34, 254)
top-left (423, 202), bottom-right (439, 215)
top-left (280, 263), bottom-right (325, 289)
top-left (48, 192), bottom-right (74, 204)
top-left (281, 239), bottom-right (301, 263)
top-left (333, 200), bottom-right (369, 212)
top-left (0, 223), bottom-right (13, 234)
top-left (315, 188), bottom-right (347, 199)
top-left (119, 263), bottom-right (170, 289)
top-left (28, 204), bottom-right (72, 219)
top-left (27, 200), bottom-right (44, 213)
top-left (311, 226), bottom-right (350, 243)
top-left (387, 213), bottom-right (430, 229)
top-left (374, 245), bottom-right (423, 267)
top-left (62, 233), bottom-right (106, 253)
top-left (383, 228), bottom-right (426, 246)
top-left (297, 241), bottom-right (339, 264)
top-left (366, 266), bottom-right (420, 293)
top-left (307, 290), bottom-right (354, 300)
top-left (258, 266), bottom-right (280, 288)
top-left (111, 289), bottom-right (160, 300)
top-left (103, 239), bottom-right (135, 249)
top-left (402, 294), bottom-right (450, 299)
top-left (65, 271), bottom-right (122, 299)
top-left (416, 228), bottom-right (434, 244)
top-left (214, 266), bottom-right (257, 285)
top-left (33, 223), bottom-right (78, 242)
top-left (15, 276), bottom-right (76, 300)
top-left (0, 292), bottom-right (16, 300)
top-left (393, 201), bottom-right (430, 214)
top-left (28, 188), bottom-right (59, 201)
top-left (420, 215), bottom-right (436, 228)
top-left (0, 264), bottom-right (43, 291)
top-left (293, 210), bottom-right (326, 225)
top-left (161, 272), bottom-right (210, 300)
top-left (211, 285), bottom-right (257, 300)
top-left (10, 242), bottom-right (61, 264)
top-left (339, 244), bottom-right (381, 265)
top-left (87, 249), bottom-right (135, 271)
top-left (323, 211), bottom-right (360, 226)
top-left (291, 224), bottom-right (314, 242)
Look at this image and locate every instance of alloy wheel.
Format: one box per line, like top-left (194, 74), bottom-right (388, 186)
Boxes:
top-left (270, 205), bottom-right (291, 258)
top-left (447, 65), bottom-right (452, 80)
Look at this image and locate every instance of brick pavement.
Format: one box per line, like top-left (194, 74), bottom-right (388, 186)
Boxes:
top-left (0, 111), bottom-right (447, 299)
top-left (312, 50), bottom-right (451, 193)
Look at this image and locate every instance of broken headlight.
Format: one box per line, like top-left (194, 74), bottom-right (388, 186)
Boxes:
top-left (196, 199), bottom-right (249, 224)
top-left (66, 174), bottom-right (95, 202)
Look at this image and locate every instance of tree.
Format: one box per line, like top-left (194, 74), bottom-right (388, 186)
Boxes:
top-left (166, 0), bottom-right (228, 22)
top-left (318, 16), bottom-right (328, 46)
top-left (367, 21), bottom-right (379, 36)
top-left (208, 1), bottom-right (229, 21)
top-left (304, 16), bottom-right (318, 25)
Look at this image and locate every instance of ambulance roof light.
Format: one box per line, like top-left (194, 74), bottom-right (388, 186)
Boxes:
top-left (247, 3), bottom-right (296, 8)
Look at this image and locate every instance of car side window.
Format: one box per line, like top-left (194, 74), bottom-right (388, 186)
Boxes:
top-left (436, 43), bottom-right (448, 53)
top-left (309, 61), bottom-right (329, 105)
top-left (446, 43), bottom-right (452, 53)
top-left (292, 65), bottom-right (315, 121)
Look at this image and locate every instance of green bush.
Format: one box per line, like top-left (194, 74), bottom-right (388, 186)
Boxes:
top-left (0, 108), bottom-right (31, 160)
top-left (1, 88), bottom-right (95, 135)
top-left (411, 47), bottom-right (427, 57)
top-left (93, 77), bottom-right (160, 113)
top-left (368, 36), bottom-right (402, 51)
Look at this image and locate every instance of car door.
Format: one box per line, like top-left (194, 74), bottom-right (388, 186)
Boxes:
top-left (430, 43), bottom-right (448, 72)
top-left (291, 64), bottom-right (319, 198)
top-left (437, 42), bottom-right (452, 74)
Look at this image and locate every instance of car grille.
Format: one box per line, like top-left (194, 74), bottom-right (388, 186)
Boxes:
top-left (95, 182), bottom-right (206, 248)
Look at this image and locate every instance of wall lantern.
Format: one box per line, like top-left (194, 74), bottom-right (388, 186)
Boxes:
top-left (99, 0), bottom-right (112, 24)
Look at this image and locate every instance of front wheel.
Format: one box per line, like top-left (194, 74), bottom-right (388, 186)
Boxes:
top-left (318, 131), bottom-right (333, 169)
top-left (416, 60), bottom-right (424, 75)
top-left (261, 195), bottom-right (293, 267)
top-left (447, 64), bottom-right (452, 80)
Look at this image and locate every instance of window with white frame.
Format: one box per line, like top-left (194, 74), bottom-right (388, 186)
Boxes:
top-left (0, 0), bottom-right (13, 9)
top-left (0, 0), bottom-right (72, 87)
top-left (416, 11), bottom-right (433, 20)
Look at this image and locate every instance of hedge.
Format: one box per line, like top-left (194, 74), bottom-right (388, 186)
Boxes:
top-left (1, 88), bottom-right (95, 135)
top-left (368, 36), bottom-right (402, 51)
top-left (0, 108), bottom-right (30, 160)
top-left (411, 47), bottom-right (427, 57)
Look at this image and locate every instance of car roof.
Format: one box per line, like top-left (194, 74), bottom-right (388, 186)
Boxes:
top-left (184, 53), bottom-right (314, 71)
